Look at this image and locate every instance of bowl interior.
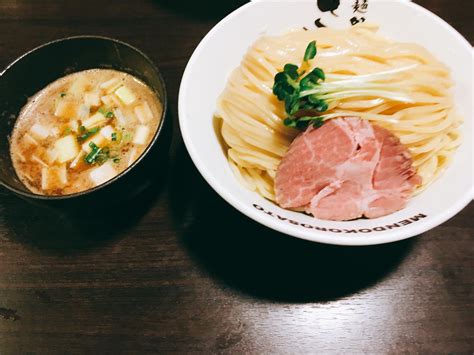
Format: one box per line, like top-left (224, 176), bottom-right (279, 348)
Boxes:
top-left (0, 36), bottom-right (167, 197)
top-left (179, 0), bottom-right (473, 245)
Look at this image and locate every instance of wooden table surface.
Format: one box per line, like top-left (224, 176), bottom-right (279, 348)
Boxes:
top-left (0, 0), bottom-right (472, 353)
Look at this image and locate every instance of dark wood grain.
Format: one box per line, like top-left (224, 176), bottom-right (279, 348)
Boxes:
top-left (0, 0), bottom-right (472, 353)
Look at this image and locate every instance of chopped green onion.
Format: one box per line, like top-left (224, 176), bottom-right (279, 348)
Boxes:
top-left (77, 127), bottom-right (100, 142)
top-left (84, 143), bottom-right (111, 165)
top-left (98, 107), bottom-right (115, 118)
top-left (84, 142), bottom-right (101, 164)
top-left (95, 147), bottom-right (110, 165)
top-left (122, 131), bottom-right (133, 143)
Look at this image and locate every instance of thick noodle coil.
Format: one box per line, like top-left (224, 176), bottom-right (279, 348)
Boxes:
top-left (216, 24), bottom-right (462, 203)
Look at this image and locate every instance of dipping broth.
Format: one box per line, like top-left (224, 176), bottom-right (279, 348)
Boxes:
top-left (10, 69), bottom-right (162, 195)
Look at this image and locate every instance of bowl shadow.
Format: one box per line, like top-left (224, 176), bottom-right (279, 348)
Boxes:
top-left (2, 102), bottom-right (173, 255)
top-left (169, 145), bottom-right (416, 302)
top-left (2, 156), bottom-right (170, 255)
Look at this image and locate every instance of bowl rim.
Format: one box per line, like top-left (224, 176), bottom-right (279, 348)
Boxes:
top-left (178, 0), bottom-right (474, 246)
top-left (0, 35), bottom-right (168, 200)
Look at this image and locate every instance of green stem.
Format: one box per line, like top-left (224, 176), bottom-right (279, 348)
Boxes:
top-left (319, 89), bottom-right (414, 103)
top-left (301, 83), bottom-right (408, 97)
top-left (325, 64), bottom-right (417, 83)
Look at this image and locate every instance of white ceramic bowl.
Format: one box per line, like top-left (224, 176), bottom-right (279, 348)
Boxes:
top-left (179, 0), bottom-right (473, 246)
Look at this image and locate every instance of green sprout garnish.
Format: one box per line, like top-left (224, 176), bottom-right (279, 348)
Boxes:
top-left (273, 41), bottom-right (415, 130)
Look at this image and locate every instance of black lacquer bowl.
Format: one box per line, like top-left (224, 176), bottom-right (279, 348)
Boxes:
top-left (0, 36), bottom-right (169, 209)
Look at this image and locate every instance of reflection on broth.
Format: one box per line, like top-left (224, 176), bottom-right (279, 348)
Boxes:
top-left (10, 69), bottom-right (162, 195)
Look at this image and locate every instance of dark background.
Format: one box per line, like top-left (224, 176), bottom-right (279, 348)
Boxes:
top-left (0, 0), bottom-right (473, 353)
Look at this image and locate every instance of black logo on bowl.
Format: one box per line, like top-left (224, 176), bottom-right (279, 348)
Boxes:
top-left (350, 16), bottom-right (366, 25)
top-left (253, 204), bottom-right (428, 234)
top-left (352, 0), bottom-right (368, 13)
top-left (315, 0), bottom-right (369, 28)
top-left (317, 0), bottom-right (340, 14)
top-left (314, 18), bottom-right (327, 28)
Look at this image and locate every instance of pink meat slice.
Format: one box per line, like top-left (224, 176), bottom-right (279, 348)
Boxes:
top-left (275, 117), bottom-right (421, 220)
top-left (365, 126), bottom-right (422, 218)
